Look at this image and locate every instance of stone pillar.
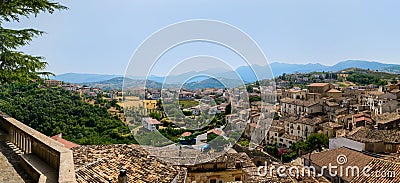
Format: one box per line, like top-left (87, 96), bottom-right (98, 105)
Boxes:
top-left (17, 132), bottom-right (20, 147)
top-left (22, 134), bottom-right (26, 153)
top-left (27, 138), bottom-right (31, 154)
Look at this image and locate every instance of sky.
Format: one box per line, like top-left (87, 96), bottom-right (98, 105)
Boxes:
top-left (4, 0), bottom-right (400, 75)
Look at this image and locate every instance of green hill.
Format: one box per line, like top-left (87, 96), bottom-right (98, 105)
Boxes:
top-left (341, 68), bottom-right (399, 85)
top-left (0, 83), bottom-right (136, 145)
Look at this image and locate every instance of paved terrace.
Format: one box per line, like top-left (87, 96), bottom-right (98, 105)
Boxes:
top-left (0, 129), bottom-right (31, 182)
top-left (0, 112), bottom-right (75, 183)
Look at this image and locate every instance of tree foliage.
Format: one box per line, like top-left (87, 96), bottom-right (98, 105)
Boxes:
top-left (0, 0), bottom-right (67, 84)
top-left (0, 83), bottom-right (136, 145)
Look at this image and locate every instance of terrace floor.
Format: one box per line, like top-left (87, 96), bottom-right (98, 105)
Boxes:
top-left (0, 131), bottom-right (32, 183)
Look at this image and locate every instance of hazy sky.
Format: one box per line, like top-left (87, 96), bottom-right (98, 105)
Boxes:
top-left (4, 0), bottom-right (400, 75)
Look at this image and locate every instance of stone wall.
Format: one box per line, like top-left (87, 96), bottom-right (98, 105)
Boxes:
top-left (0, 111), bottom-right (76, 183)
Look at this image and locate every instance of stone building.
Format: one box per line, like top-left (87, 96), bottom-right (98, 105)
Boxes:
top-left (307, 83), bottom-right (335, 96)
top-left (185, 152), bottom-right (255, 183)
top-left (280, 98), bottom-right (322, 117)
top-left (283, 116), bottom-right (323, 139)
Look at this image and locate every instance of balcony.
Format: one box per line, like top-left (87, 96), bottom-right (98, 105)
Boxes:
top-left (0, 112), bottom-right (75, 182)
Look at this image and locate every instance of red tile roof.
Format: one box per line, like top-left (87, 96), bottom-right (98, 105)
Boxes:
top-left (308, 83), bottom-right (330, 87)
top-left (180, 132), bottom-right (192, 137)
top-left (51, 133), bottom-right (79, 149)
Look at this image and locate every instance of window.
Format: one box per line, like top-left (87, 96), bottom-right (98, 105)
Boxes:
top-left (210, 179), bottom-right (217, 183)
top-left (235, 177), bottom-right (241, 181)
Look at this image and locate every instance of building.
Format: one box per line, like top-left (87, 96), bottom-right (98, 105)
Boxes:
top-left (72, 144), bottom-right (185, 183)
top-left (44, 79), bottom-right (62, 87)
top-left (303, 147), bottom-right (374, 183)
top-left (142, 117), bottom-right (162, 131)
top-left (283, 116), bottom-right (323, 139)
top-left (321, 122), bottom-right (343, 138)
top-left (185, 152), bottom-right (255, 183)
top-left (265, 120), bottom-right (285, 145)
top-left (326, 88), bottom-right (342, 98)
top-left (351, 112), bottom-right (373, 129)
top-left (374, 112), bottom-right (400, 130)
top-left (307, 83), bottom-right (335, 95)
top-left (278, 133), bottom-right (302, 148)
top-left (329, 126), bottom-right (400, 154)
top-left (280, 98), bottom-right (323, 117)
top-left (143, 100), bottom-right (157, 113)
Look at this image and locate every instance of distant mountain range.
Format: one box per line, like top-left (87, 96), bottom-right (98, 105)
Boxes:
top-left (53, 60), bottom-right (399, 89)
top-left (51, 73), bottom-right (122, 83)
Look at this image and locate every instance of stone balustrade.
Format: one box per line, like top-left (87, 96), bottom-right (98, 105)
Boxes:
top-left (0, 112), bottom-right (75, 182)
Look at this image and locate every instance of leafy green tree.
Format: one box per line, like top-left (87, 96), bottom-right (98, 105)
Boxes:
top-left (0, 0), bottom-right (67, 83)
top-left (0, 83), bottom-right (136, 145)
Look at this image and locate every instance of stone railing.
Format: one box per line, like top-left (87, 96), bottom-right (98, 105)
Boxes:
top-left (0, 112), bottom-right (75, 182)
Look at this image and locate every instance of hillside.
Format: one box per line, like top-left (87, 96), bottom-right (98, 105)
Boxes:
top-left (183, 77), bottom-right (242, 89)
top-left (330, 60), bottom-right (397, 71)
top-left (0, 83), bottom-right (136, 145)
top-left (83, 77), bottom-right (178, 90)
top-left (341, 68), bottom-right (399, 85)
top-left (382, 65), bottom-right (400, 74)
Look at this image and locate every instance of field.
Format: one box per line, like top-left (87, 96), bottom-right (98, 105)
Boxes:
top-left (179, 100), bottom-right (200, 109)
top-left (118, 96), bottom-right (143, 108)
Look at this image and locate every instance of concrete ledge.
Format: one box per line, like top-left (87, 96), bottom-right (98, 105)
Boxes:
top-left (0, 111), bottom-right (76, 182)
top-left (20, 154), bottom-right (58, 183)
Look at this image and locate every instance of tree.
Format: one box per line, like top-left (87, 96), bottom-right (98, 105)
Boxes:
top-left (0, 0), bottom-right (67, 84)
top-left (304, 133), bottom-right (328, 166)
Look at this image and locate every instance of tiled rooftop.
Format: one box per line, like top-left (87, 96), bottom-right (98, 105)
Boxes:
top-left (72, 144), bottom-right (184, 183)
top-left (350, 159), bottom-right (400, 183)
top-left (280, 98), bottom-right (320, 107)
top-left (282, 116), bottom-right (323, 126)
top-left (304, 147), bottom-right (374, 182)
top-left (347, 126), bottom-right (400, 143)
top-left (374, 112), bottom-right (400, 124)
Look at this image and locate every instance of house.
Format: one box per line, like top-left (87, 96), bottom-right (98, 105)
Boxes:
top-left (143, 100), bottom-right (157, 113)
top-left (44, 79), bottom-right (62, 87)
top-left (282, 88), bottom-right (307, 100)
top-left (278, 134), bottom-right (301, 148)
top-left (352, 112), bottom-right (373, 129)
top-left (329, 126), bottom-right (400, 154)
top-left (324, 100), bottom-right (340, 121)
top-left (307, 83), bottom-right (335, 96)
top-left (390, 89), bottom-right (400, 99)
top-left (151, 91), bottom-right (161, 99)
top-left (326, 88), bottom-right (342, 98)
top-left (185, 152), bottom-right (255, 183)
top-left (141, 117), bottom-right (161, 131)
top-left (265, 126), bottom-right (284, 145)
top-left (283, 116), bottom-right (323, 139)
top-left (62, 84), bottom-right (77, 91)
top-left (280, 98), bottom-right (322, 117)
top-left (321, 122), bottom-right (343, 138)
top-left (374, 112), bottom-right (400, 130)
